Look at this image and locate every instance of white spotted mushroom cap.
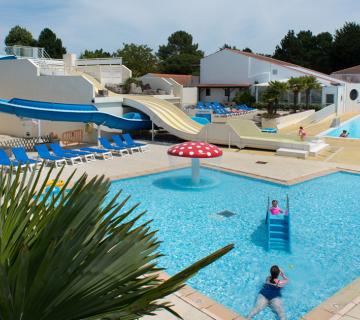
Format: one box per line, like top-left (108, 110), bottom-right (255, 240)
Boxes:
top-left (167, 141), bottom-right (223, 158)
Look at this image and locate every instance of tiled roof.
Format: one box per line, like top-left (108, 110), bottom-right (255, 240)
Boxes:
top-left (332, 65), bottom-right (360, 75)
top-left (148, 73), bottom-right (194, 86)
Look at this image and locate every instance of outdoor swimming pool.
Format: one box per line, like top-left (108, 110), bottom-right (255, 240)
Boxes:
top-left (108, 168), bottom-right (360, 319)
top-left (325, 115), bottom-right (360, 138)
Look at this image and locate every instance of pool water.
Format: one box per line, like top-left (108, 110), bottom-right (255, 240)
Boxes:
top-left (108, 168), bottom-right (360, 319)
top-left (326, 115), bottom-right (360, 138)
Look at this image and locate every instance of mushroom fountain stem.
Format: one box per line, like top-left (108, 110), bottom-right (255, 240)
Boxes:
top-left (191, 158), bottom-right (200, 184)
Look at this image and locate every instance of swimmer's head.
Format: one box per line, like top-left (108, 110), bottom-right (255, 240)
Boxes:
top-left (270, 265), bottom-right (280, 283)
top-left (272, 200), bottom-right (278, 207)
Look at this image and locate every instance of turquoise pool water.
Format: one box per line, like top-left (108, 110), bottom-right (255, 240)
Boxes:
top-left (326, 116), bottom-right (360, 138)
top-left (108, 168), bottom-right (360, 319)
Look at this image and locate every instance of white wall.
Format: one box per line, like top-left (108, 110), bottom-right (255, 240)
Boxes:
top-left (76, 65), bottom-right (124, 85)
top-left (200, 50), bottom-right (250, 84)
top-left (0, 112), bottom-right (95, 143)
top-left (199, 87), bottom-right (245, 103)
top-left (0, 59), bottom-right (94, 103)
top-left (344, 83), bottom-right (360, 112)
top-left (200, 50), bottom-right (307, 85)
top-left (182, 87), bottom-right (198, 106)
top-left (140, 76), bottom-right (174, 94)
top-left (121, 65), bottom-right (132, 82)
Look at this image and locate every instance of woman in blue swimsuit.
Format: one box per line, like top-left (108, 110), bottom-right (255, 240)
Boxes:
top-left (247, 265), bottom-right (288, 320)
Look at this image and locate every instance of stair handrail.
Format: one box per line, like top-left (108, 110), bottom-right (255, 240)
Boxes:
top-left (265, 196), bottom-right (270, 225)
top-left (286, 195), bottom-right (291, 252)
top-left (267, 196), bottom-right (271, 250)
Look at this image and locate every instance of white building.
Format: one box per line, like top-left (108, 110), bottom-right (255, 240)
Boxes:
top-left (139, 73), bottom-right (198, 108)
top-left (331, 65), bottom-right (360, 83)
top-left (199, 49), bottom-right (360, 114)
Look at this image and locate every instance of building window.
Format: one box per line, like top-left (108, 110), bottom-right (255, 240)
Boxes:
top-left (326, 94), bottom-right (334, 105)
top-left (205, 88), bottom-right (211, 96)
top-left (350, 89), bottom-right (359, 101)
top-left (224, 88), bottom-right (230, 96)
top-left (272, 69), bottom-right (278, 75)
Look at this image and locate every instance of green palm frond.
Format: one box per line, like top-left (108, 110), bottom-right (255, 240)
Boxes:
top-left (0, 166), bottom-right (233, 320)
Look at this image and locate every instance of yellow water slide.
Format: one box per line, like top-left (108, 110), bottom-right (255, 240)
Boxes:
top-left (123, 95), bottom-right (202, 140)
top-left (79, 72), bottom-right (202, 140)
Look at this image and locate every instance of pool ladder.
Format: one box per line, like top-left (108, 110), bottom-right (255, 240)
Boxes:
top-left (266, 196), bottom-right (291, 253)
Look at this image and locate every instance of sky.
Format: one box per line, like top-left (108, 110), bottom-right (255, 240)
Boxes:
top-left (0, 0), bottom-right (359, 56)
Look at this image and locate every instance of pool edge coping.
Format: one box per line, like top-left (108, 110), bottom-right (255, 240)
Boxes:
top-left (107, 163), bottom-right (360, 320)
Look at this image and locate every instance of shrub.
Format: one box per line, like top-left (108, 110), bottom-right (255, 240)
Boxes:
top-left (123, 77), bottom-right (143, 93)
top-left (233, 90), bottom-right (256, 106)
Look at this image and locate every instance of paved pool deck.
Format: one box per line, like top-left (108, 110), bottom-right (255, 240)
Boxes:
top-left (35, 143), bottom-right (360, 320)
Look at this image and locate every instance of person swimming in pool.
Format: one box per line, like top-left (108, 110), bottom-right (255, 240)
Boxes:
top-left (339, 130), bottom-right (349, 138)
top-left (247, 265), bottom-right (288, 320)
top-left (270, 200), bottom-right (284, 215)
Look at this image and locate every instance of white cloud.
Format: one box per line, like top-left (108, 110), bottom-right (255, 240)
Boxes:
top-left (0, 0), bottom-right (359, 56)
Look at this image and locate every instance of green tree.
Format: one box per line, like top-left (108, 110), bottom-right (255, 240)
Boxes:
top-left (219, 44), bottom-right (238, 50)
top-left (37, 28), bottom-right (66, 58)
top-left (115, 43), bottom-right (157, 77)
top-left (273, 30), bottom-right (333, 73)
top-left (0, 166), bottom-right (233, 319)
top-left (332, 22), bottom-right (360, 71)
top-left (242, 47), bottom-right (252, 53)
top-left (287, 77), bottom-right (305, 111)
top-left (300, 76), bottom-right (321, 109)
top-left (268, 80), bottom-right (288, 114)
top-left (5, 25), bottom-right (36, 46)
top-left (158, 31), bottom-right (204, 75)
top-left (79, 49), bottom-right (112, 59)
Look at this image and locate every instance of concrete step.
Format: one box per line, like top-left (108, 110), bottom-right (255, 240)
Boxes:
top-left (276, 148), bottom-right (309, 158)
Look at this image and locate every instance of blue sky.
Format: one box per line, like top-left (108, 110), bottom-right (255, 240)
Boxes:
top-left (0, 0), bottom-right (359, 56)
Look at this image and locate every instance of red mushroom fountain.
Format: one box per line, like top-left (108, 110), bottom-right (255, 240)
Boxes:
top-left (167, 141), bottom-right (223, 184)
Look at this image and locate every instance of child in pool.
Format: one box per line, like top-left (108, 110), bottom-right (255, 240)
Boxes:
top-left (270, 200), bottom-right (284, 215)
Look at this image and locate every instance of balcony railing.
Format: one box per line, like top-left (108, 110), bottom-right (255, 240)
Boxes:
top-left (3, 45), bottom-right (51, 59)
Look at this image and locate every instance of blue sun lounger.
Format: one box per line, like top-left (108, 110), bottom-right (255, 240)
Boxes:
top-left (46, 144), bottom-right (82, 165)
top-left (122, 133), bottom-right (149, 152)
top-left (50, 143), bottom-right (95, 162)
top-left (79, 147), bottom-right (113, 160)
top-left (0, 148), bottom-right (26, 171)
top-left (112, 135), bottom-right (140, 154)
top-left (12, 147), bottom-right (40, 170)
top-left (99, 137), bottom-right (129, 156)
top-left (35, 145), bottom-right (68, 168)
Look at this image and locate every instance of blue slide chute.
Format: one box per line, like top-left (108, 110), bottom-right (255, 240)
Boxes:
top-left (0, 98), bottom-right (152, 131)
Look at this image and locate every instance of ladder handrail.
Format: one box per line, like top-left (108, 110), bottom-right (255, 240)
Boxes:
top-left (286, 195), bottom-right (291, 252)
top-left (265, 196), bottom-right (270, 224)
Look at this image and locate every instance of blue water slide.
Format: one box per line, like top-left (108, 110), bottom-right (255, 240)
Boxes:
top-left (0, 98), bottom-right (152, 131)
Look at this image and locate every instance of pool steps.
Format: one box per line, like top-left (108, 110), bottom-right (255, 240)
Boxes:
top-left (267, 197), bottom-right (291, 252)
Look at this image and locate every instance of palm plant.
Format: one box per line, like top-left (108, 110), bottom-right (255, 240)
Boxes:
top-left (0, 165), bottom-right (233, 320)
top-left (261, 87), bottom-right (279, 117)
top-left (268, 80), bottom-right (288, 114)
top-left (287, 77), bottom-right (305, 112)
top-left (301, 76), bottom-right (321, 109)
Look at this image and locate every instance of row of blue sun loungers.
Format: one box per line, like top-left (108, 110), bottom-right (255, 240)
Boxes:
top-left (196, 102), bottom-right (256, 117)
top-left (0, 134), bottom-right (149, 170)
